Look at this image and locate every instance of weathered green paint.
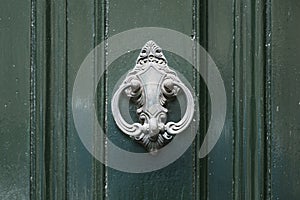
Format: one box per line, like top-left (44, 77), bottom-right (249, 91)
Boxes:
top-left (67, 1), bottom-right (97, 199)
top-left (105, 1), bottom-right (197, 199)
top-left (0, 0), bottom-right (31, 199)
top-left (232, 0), bottom-right (267, 199)
top-left (66, 1), bottom-right (105, 199)
top-left (270, 0), bottom-right (300, 199)
top-left (106, 52), bottom-right (196, 199)
top-left (0, 0), bottom-right (300, 199)
top-left (205, 0), bottom-right (235, 199)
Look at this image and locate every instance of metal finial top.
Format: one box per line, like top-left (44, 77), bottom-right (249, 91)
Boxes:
top-left (136, 40), bottom-right (167, 66)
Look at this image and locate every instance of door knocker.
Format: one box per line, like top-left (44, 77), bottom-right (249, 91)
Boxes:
top-left (111, 40), bottom-right (194, 152)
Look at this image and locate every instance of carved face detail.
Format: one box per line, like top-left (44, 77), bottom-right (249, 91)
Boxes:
top-left (136, 40), bottom-right (167, 67)
top-left (111, 40), bottom-right (194, 152)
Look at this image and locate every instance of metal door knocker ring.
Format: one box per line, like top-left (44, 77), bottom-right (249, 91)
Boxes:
top-left (111, 40), bottom-right (194, 152)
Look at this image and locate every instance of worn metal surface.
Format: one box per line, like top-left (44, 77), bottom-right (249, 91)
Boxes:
top-left (111, 40), bottom-right (195, 151)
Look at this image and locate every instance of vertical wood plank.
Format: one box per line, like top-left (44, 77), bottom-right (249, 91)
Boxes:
top-left (105, 0), bottom-right (197, 199)
top-left (67, 0), bottom-right (94, 199)
top-left (204, 0), bottom-right (269, 199)
top-left (93, 0), bottom-right (107, 199)
top-left (0, 0), bottom-right (31, 199)
top-left (231, 0), bottom-right (267, 199)
top-left (31, 0), bottom-right (107, 199)
top-left (270, 0), bottom-right (300, 199)
top-left (30, 0), bottom-right (69, 199)
top-left (195, 1), bottom-right (209, 199)
top-left (43, 0), bottom-right (68, 199)
top-left (67, 0), bottom-right (106, 199)
top-left (30, 0), bottom-right (47, 198)
top-left (205, 0), bottom-right (235, 199)
top-left (265, 0), bottom-right (272, 199)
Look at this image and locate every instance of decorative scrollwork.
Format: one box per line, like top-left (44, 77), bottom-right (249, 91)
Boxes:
top-left (111, 40), bottom-right (194, 152)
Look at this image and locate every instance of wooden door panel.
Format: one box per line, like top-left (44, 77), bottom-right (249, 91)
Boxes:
top-left (67, 1), bottom-right (99, 199)
top-left (270, 0), bottom-right (300, 198)
top-left (0, 0), bottom-right (31, 199)
top-left (106, 1), bottom-right (197, 199)
top-left (1, 0), bottom-right (300, 199)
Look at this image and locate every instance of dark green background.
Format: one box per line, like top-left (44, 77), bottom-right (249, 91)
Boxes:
top-left (0, 0), bottom-right (299, 199)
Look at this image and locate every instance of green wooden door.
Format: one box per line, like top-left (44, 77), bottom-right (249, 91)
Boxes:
top-left (1, 0), bottom-right (300, 199)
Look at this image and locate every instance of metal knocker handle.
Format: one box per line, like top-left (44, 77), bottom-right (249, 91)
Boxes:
top-left (111, 40), bottom-right (194, 152)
